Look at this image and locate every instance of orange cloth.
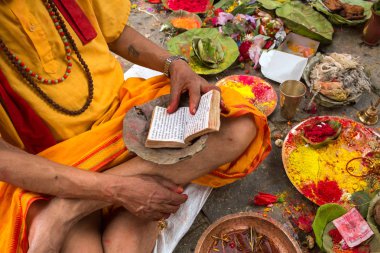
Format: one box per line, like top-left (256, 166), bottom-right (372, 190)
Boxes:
top-left (0, 76), bottom-right (271, 252)
top-left (0, 1), bottom-right (271, 252)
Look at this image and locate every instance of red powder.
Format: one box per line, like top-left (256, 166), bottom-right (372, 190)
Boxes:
top-left (296, 215), bottom-right (313, 233)
top-left (303, 121), bottom-right (336, 143)
top-left (301, 179), bottom-right (343, 205)
top-left (252, 84), bottom-right (270, 100)
top-left (167, 0), bottom-right (210, 12)
top-left (329, 228), bottom-right (343, 244)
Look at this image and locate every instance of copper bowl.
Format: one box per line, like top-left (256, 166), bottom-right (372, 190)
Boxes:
top-left (195, 212), bottom-right (302, 253)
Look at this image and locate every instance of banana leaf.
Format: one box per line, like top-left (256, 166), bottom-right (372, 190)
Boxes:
top-left (276, 1), bottom-right (334, 44)
top-left (166, 28), bottom-right (239, 75)
top-left (312, 204), bottom-right (347, 249)
top-left (257, 0), bottom-right (290, 10)
top-left (311, 0), bottom-right (373, 25)
top-left (192, 37), bottom-right (225, 68)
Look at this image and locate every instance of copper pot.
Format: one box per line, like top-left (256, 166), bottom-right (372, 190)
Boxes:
top-left (195, 212), bottom-right (303, 253)
top-left (362, 8), bottom-right (380, 46)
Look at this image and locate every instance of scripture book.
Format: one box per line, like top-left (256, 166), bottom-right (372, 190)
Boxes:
top-left (145, 90), bottom-right (221, 148)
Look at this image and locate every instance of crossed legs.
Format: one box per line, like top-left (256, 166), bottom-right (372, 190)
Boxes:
top-left (27, 115), bottom-right (257, 253)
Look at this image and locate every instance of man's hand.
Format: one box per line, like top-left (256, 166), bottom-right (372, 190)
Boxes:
top-left (109, 175), bottom-right (188, 220)
top-left (166, 60), bottom-right (221, 114)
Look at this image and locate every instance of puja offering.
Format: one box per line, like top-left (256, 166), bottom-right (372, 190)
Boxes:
top-left (207, 8), bottom-right (286, 69)
top-left (276, 1), bottom-right (334, 43)
top-left (216, 75), bottom-right (277, 116)
top-left (208, 228), bottom-right (278, 253)
top-left (303, 53), bottom-right (372, 107)
top-left (167, 28), bottom-right (239, 75)
top-left (192, 37), bottom-right (225, 69)
top-left (195, 212), bottom-right (302, 253)
top-left (312, 0), bottom-right (373, 25)
top-left (168, 10), bottom-right (202, 31)
top-left (278, 33), bottom-right (320, 58)
top-left (301, 120), bottom-right (342, 148)
top-left (282, 116), bottom-right (380, 206)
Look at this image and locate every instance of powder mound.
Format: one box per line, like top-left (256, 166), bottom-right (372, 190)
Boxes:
top-left (167, 0), bottom-right (211, 13)
top-left (302, 120), bottom-right (342, 148)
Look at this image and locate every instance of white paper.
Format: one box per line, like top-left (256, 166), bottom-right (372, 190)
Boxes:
top-left (259, 50), bottom-right (308, 83)
top-left (184, 91), bottom-right (213, 139)
top-left (147, 107), bottom-right (186, 143)
top-left (124, 64), bottom-right (162, 80)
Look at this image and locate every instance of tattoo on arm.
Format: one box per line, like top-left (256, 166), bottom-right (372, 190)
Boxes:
top-left (128, 45), bottom-right (140, 58)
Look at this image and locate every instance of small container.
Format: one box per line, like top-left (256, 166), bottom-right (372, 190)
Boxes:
top-left (280, 80), bottom-right (307, 120)
top-left (278, 33), bottom-right (320, 58)
top-left (362, 7), bottom-right (380, 46)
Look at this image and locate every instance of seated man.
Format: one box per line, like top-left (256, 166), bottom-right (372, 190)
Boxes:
top-left (0, 0), bottom-right (271, 252)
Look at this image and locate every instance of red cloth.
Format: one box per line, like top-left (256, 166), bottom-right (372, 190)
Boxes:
top-left (53, 0), bottom-right (97, 45)
top-left (0, 69), bottom-right (56, 154)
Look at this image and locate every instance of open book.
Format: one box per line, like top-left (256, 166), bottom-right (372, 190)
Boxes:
top-left (145, 90), bottom-right (221, 148)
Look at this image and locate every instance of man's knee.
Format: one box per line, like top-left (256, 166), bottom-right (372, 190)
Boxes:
top-left (223, 115), bottom-right (257, 150)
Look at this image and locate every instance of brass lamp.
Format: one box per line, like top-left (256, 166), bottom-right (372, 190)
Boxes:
top-left (357, 97), bottom-right (380, 125)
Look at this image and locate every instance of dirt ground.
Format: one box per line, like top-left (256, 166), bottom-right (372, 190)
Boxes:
top-left (122, 1), bottom-right (380, 252)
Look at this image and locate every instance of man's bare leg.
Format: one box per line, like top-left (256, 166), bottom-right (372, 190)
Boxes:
top-left (102, 208), bottom-right (159, 253)
top-left (60, 211), bottom-right (103, 253)
top-left (27, 115), bottom-right (257, 252)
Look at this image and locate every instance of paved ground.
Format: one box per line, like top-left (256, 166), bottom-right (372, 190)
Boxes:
top-left (125, 2), bottom-right (380, 252)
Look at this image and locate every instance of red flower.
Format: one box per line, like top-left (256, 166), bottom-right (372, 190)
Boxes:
top-left (252, 192), bottom-right (278, 206)
top-left (148, 0), bottom-right (161, 3)
top-left (238, 41), bottom-right (253, 62)
top-left (263, 40), bottom-right (274, 50)
top-left (214, 8), bottom-right (223, 16)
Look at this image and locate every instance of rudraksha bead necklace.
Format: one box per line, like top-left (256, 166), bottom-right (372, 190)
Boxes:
top-left (0, 0), bottom-right (94, 116)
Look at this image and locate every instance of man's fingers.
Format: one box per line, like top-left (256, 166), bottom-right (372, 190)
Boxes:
top-left (165, 190), bottom-right (188, 206)
top-left (156, 176), bottom-right (182, 192)
top-left (153, 203), bottom-right (181, 214)
top-left (189, 85), bottom-right (201, 115)
top-left (201, 85), bottom-right (221, 94)
top-left (167, 86), bottom-right (181, 113)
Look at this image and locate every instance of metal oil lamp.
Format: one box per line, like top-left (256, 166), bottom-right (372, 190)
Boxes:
top-left (357, 97), bottom-right (380, 125)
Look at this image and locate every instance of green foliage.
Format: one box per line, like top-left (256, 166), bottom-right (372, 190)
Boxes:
top-left (276, 1), bottom-right (334, 43)
top-left (374, 0), bottom-right (380, 15)
top-left (312, 204), bottom-right (347, 249)
top-left (192, 37), bottom-right (225, 68)
top-left (311, 0), bottom-right (374, 25)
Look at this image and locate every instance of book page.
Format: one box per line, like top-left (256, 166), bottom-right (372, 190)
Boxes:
top-left (184, 91), bottom-right (213, 139)
top-left (147, 106), bottom-right (186, 143)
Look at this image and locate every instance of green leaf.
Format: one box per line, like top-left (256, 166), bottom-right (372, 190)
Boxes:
top-left (257, 0), bottom-right (286, 10)
top-left (231, 3), bottom-right (260, 15)
top-left (167, 28), bottom-right (239, 75)
top-left (351, 191), bottom-right (372, 217)
top-left (312, 204), bottom-right (347, 249)
top-left (367, 193), bottom-right (380, 252)
top-left (276, 1), bottom-right (334, 44)
top-left (311, 0), bottom-right (373, 26)
top-left (213, 0), bottom-right (232, 9)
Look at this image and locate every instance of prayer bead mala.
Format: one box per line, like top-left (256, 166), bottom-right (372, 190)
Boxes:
top-left (0, 0), bottom-right (94, 116)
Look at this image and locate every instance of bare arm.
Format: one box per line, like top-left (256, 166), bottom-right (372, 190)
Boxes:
top-left (108, 25), bottom-right (219, 114)
top-left (0, 137), bottom-right (114, 200)
top-left (108, 25), bottom-right (171, 74)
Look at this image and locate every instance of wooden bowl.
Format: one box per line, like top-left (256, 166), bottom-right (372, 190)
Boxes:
top-left (195, 212), bottom-right (302, 253)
